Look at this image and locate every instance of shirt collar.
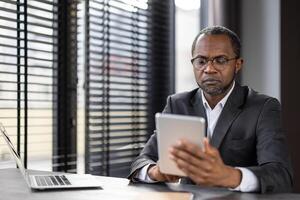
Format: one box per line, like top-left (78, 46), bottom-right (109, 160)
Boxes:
top-left (201, 81), bottom-right (236, 110)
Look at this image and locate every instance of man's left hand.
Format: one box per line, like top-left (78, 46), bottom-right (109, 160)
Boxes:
top-left (169, 138), bottom-right (241, 188)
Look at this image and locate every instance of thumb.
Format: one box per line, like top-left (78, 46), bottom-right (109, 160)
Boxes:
top-left (203, 137), bottom-right (214, 155)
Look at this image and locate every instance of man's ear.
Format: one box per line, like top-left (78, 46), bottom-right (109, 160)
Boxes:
top-left (235, 58), bottom-right (243, 74)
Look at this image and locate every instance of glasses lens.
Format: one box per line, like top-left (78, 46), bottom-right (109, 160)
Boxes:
top-left (214, 56), bottom-right (228, 65)
top-left (194, 57), bottom-right (207, 67)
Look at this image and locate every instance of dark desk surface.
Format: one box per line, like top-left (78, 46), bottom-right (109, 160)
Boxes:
top-left (0, 168), bottom-right (299, 200)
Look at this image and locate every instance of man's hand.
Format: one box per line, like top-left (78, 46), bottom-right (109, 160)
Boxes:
top-left (148, 164), bottom-right (180, 182)
top-left (169, 138), bottom-right (242, 188)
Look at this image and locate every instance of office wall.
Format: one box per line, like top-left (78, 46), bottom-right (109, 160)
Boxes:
top-left (175, 8), bottom-right (199, 92)
top-left (240, 0), bottom-right (280, 100)
top-left (241, 0), bottom-right (300, 192)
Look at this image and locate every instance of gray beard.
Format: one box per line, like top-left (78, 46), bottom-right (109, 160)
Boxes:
top-left (198, 76), bottom-right (235, 96)
top-left (200, 84), bottom-right (227, 96)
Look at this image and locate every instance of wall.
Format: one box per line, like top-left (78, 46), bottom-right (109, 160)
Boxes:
top-left (241, 0), bottom-right (300, 192)
top-left (240, 0), bottom-right (280, 100)
top-left (175, 8), bottom-right (199, 93)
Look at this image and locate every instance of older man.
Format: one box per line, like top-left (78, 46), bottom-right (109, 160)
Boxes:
top-left (128, 26), bottom-right (293, 193)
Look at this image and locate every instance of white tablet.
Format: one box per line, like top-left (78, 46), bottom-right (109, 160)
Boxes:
top-left (155, 113), bottom-right (206, 177)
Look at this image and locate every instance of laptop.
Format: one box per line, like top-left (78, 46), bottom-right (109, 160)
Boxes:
top-left (0, 123), bottom-right (102, 190)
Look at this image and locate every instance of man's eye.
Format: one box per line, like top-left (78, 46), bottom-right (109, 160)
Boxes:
top-left (215, 57), bottom-right (228, 64)
top-left (196, 58), bottom-right (207, 65)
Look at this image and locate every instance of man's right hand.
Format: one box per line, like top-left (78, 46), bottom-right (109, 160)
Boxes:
top-left (148, 164), bottom-right (180, 182)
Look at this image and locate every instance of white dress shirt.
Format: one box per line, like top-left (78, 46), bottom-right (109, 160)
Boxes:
top-left (136, 82), bottom-right (259, 192)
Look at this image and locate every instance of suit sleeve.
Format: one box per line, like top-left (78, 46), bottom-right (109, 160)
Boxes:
top-left (247, 98), bottom-right (293, 193)
top-left (128, 96), bottom-right (173, 180)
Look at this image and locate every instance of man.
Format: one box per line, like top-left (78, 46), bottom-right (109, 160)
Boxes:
top-left (128, 26), bottom-right (293, 193)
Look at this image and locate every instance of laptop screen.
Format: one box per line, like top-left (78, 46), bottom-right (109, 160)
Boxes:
top-left (0, 123), bottom-right (27, 179)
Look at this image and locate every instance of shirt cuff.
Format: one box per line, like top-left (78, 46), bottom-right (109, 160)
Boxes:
top-left (230, 167), bottom-right (260, 192)
top-left (134, 164), bottom-right (158, 183)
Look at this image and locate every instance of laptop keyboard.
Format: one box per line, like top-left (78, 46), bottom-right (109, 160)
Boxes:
top-left (35, 175), bottom-right (71, 187)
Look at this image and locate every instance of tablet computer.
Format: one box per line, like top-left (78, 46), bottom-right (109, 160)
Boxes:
top-left (155, 113), bottom-right (206, 177)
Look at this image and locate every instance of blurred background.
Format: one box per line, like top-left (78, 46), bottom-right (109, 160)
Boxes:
top-left (0, 0), bottom-right (299, 192)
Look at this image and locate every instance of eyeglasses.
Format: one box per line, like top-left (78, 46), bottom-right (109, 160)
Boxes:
top-left (191, 55), bottom-right (238, 70)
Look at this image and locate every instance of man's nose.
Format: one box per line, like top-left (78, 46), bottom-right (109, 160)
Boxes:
top-left (203, 61), bottom-right (217, 73)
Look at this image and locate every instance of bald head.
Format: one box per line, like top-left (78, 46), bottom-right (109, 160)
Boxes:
top-left (191, 26), bottom-right (241, 58)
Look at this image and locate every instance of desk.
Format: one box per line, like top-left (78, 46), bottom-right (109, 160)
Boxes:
top-left (0, 168), bottom-right (299, 200)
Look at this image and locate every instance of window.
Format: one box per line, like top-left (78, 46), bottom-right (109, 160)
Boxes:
top-left (83, 0), bottom-right (175, 177)
top-left (0, 0), bottom-right (58, 171)
top-left (0, 0), bottom-right (174, 177)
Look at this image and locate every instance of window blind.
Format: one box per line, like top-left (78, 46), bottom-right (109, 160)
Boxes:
top-left (0, 0), bottom-right (58, 170)
top-left (84, 0), bottom-right (175, 177)
top-left (0, 0), bottom-right (174, 176)
top-left (52, 0), bottom-right (78, 173)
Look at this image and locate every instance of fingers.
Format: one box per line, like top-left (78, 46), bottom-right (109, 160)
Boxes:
top-left (169, 146), bottom-right (213, 172)
top-left (187, 173), bottom-right (214, 187)
top-left (168, 139), bottom-right (228, 187)
top-left (203, 137), bottom-right (209, 153)
top-left (179, 168), bottom-right (212, 186)
top-left (171, 139), bottom-right (214, 163)
top-left (148, 165), bottom-right (180, 182)
top-left (171, 150), bottom-right (219, 187)
top-left (148, 165), bottom-right (161, 181)
top-left (173, 157), bottom-right (216, 187)
top-left (203, 138), bottom-right (217, 157)
top-left (164, 174), bottom-right (180, 182)
top-left (171, 149), bottom-right (214, 174)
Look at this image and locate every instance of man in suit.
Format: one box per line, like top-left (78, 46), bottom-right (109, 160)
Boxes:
top-left (128, 26), bottom-right (293, 193)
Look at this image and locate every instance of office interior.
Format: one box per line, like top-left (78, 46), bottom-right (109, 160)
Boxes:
top-left (0, 0), bottom-right (300, 194)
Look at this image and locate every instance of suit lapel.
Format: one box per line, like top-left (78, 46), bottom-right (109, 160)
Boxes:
top-left (190, 89), bottom-right (208, 136)
top-left (210, 84), bottom-right (246, 149)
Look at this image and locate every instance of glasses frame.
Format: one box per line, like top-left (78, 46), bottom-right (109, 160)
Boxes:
top-left (191, 55), bottom-right (239, 70)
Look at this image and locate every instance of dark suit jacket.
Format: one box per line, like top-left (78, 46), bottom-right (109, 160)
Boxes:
top-left (129, 83), bottom-right (293, 193)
